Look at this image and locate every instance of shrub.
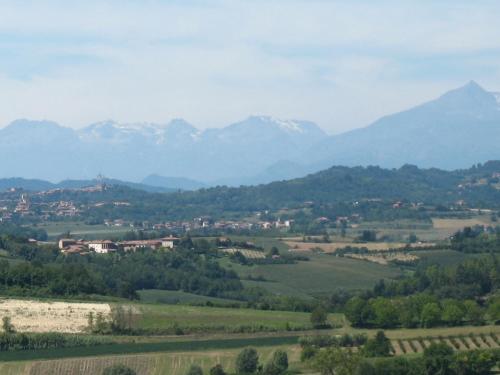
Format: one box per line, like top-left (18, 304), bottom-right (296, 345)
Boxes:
top-left (102, 364), bottom-right (137, 375)
top-left (310, 306), bottom-right (328, 328)
top-left (236, 347), bottom-right (259, 374)
top-left (209, 364), bottom-right (226, 375)
top-left (186, 365), bottom-right (203, 375)
top-left (362, 331), bottom-right (391, 357)
top-left (263, 350), bottom-right (288, 375)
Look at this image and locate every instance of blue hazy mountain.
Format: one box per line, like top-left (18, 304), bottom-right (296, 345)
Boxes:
top-left (0, 116), bottom-right (327, 183)
top-left (302, 81), bottom-right (500, 171)
top-left (1, 82), bottom-right (500, 185)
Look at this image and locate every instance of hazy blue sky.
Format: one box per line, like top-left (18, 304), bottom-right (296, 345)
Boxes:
top-left (1, 0), bottom-right (500, 133)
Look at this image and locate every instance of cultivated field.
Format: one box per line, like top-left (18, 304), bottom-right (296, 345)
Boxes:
top-left (0, 299), bottom-right (110, 333)
top-left (0, 345), bottom-right (302, 375)
top-left (345, 252), bottom-right (418, 265)
top-left (285, 240), bottom-right (431, 253)
top-left (226, 253), bottom-right (402, 296)
top-left (391, 333), bottom-right (500, 355)
top-left (135, 304), bottom-right (331, 333)
top-left (285, 241), bottom-right (406, 253)
top-left (36, 222), bottom-right (131, 240)
top-left (220, 248), bottom-right (266, 259)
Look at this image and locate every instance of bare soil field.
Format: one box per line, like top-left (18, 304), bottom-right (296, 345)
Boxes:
top-left (432, 217), bottom-right (492, 231)
top-left (285, 240), bottom-right (432, 253)
top-left (285, 241), bottom-right (408, 253)
top-left (345, 252), bottom-right (418, 265)
top-left (0, 299), bottom-right (111, 333)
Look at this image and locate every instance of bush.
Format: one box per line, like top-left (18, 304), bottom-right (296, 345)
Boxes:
top-left (362, 331), bottom-right (391, 357)
top-left (209, 364), bottom-right (226, 375)
top-left (310, 306), bottom-right (328, 328)
top-left (2, 317), bottom-right (15, 334)
top-left (300, 345), bottom-right (318, 362)
top-left (102, 364), bottom-right (137, 375)
top-left (186, 365), bottom-right (203, 375)
top-left (236, 347), bottom-right (259, 374)
top-left (263, 350), bottom-right (288, 375)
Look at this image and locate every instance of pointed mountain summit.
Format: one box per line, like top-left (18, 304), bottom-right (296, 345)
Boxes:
top-left (304, 81), bottom-right (500, 170)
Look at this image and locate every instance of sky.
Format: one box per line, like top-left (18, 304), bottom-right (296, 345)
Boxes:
top-left (1, 0), bottom-right (500, 134)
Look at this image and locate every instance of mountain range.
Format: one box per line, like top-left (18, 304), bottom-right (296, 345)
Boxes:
top-left (1, 81), bottom-right (499, 187)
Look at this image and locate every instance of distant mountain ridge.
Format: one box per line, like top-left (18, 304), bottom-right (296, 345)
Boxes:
top-left (0, 116), bottom-right (326, 183)
top-left (1, 81), bottom-right (500, 185)
top-left (299, 81), bottom-right (500, 171)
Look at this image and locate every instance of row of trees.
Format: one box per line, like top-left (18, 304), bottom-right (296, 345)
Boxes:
top-left (344, 294), bottom-right (488, 328)
top-left (185, 348), bottom-right (288, 375)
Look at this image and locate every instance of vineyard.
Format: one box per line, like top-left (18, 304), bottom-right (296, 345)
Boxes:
top-left (220, 248), bottom-right (266, 259)
top-left (0, 345), bottom-right (301, 375)
top-left (391, 332), bottom-right (500, 355)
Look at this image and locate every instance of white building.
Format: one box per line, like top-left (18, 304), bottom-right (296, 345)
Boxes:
top-left (161, 236), bottom-right (180, 249)
top-left (87, 240), bottom-right (118, 254)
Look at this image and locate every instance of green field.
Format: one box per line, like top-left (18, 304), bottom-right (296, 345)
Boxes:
top-left (410, 249), bottom-right (480, 267)
top-left (138, 289), bottom-right (243, 305)
top-left (135, 303), bottom-right (342, 333)
top-left (0, 335), bottom-right (300, 362)
top-left (224, 253), bottom-right (402, 297)
top-left (36, 221), bottom-right (131, 240)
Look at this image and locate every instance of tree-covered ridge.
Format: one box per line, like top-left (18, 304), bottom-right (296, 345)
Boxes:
top-left (10, 161), bottom-right (500, 222)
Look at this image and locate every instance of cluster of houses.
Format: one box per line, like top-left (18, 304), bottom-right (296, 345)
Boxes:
top-left (58, 236), bottom-right (180, 255)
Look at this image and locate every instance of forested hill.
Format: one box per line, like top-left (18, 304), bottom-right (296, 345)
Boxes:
top-left (167, 161), bottom-right (500, 210)
top-left (41, 161), bottom-right (500, 221)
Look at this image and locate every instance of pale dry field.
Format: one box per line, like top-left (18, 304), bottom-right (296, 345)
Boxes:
top-left (285, 241), bottom-right (430, 253)
top-left (432, 217), bottom-right (491, 230)
top-left (345, 252), bottom-right (419, 265)
top-left (0, 299), bottom-right (111, 333)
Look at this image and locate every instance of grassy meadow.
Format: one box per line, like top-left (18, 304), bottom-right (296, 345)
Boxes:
top-left (223, 253), bottom-right (402, 296)
top-left (134, 303), bottom-right (340, 333)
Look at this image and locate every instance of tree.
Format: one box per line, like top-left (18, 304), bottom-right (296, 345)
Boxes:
top-left (463, 300), bottom-right (484, 325)
top-left (2, 316), bottom-right (15, 334)
top-left (236, 348), bottom-right (259, 374)
top-left (487, 298), bottom-right (500, 322)
top-left (421, 303), bottom-right (441, 328)
top-left (452, 350), bottom-right (495, 375)
top-left (360, 230), bottom-right (377, 242)
top-left (362, 331), bottom-right (391, 357)
top-left (312, 346), bottom-right (360, 375)
top-left (345, 297), bottom-right (371, 327)
top-left (264, 350), bottom-right (288, 375)
top-left (310, 306), bottom-right (328, 328)
top-left (209, 364), bottom-right (226, 375)
top-left (441, 300), bottom-right (465, 326)
top-left (371, 298), bottom-right (399, 328)
top-left (102, 364), bottom-right (137, 375)
top-left (186, 365), bottom-right (203, 375)
top-left (422, 342), bottom-right (454, 375)
top-left (268, 247), bottom-right (280, 257)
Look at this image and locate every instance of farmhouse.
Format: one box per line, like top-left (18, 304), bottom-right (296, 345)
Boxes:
top-left (119, 236), bottom-right (179, 251)
top-left (58, 238), bottom-right (77, 249)
top-left (61, 244), bottom-right (90, 255)
top-left (87, 240), bottom-right (118, 254)
top-left (120, 239), bottom-right (162, 252)
top-left (161, 236), bottom-right (180, 249)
